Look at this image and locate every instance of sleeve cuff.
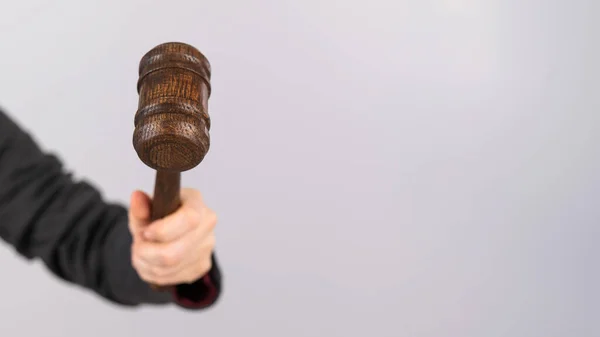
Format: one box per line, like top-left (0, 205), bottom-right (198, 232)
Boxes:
top-left (172, 274), bottom-right (218, 309)
top-left (171, 255), bottom-right (222, 309)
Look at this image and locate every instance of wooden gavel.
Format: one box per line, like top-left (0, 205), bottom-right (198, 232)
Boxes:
top-left (133, 42), bottom-right (212, 290)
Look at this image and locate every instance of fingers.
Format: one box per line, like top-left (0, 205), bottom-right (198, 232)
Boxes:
top-left (142, 188), bottom-right (209, 243)
top-left (132, 232), bottom-right (215, 285)
top-left (143, 206), bottom-right (199, 242)
top-left (129, 187), bottom-right (218, 286)
top-left (180, 188), bottom-right (204, 208)
top-left (135, 224), bottom-right (212, 265)
top-left (133, 254), bottom-right (213, 285)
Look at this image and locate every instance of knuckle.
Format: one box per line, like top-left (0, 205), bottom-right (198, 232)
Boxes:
top-left (183, 188), bottom-right (203, 203)
top-left (152, 226), bottom-right (167, 241)
top-left (199, 208), bottom-right (217, 231)
top-left (206, 234), bottom-right (216, 248)
top-left (160, 251), bottom-right (179, 267)
top-left (207, 209), bottom-right (218, 228)
top-left (184, 207), bottom-right (202, 226)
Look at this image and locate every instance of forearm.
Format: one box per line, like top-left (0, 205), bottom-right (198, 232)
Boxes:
top-left (0, 110), bottom-right (170, 305)
top-left (0, 109), bottom-right (221, 308)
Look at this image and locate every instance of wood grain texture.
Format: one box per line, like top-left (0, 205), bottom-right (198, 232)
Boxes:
top-left (134, 42), bottom-right (212, 172)
top-left (132, 42), bottom-right (212, 291)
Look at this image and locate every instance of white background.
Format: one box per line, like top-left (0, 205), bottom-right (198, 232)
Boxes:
top-left (0, 0), bottom-right (598, 336)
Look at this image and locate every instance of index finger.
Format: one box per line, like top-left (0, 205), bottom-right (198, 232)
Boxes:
top-left (143, 205), bottom-right (199, 243)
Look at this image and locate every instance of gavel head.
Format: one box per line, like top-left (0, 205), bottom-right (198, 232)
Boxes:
top-left (133, 42), bottom-right (211, 172)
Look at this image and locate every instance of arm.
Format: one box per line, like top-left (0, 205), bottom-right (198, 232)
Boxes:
top-left (0, 109), bottom-right (221, 309)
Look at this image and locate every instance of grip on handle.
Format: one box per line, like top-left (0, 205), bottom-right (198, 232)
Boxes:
top-left (149, 171), bottom-right (180, 292)
top-left (132, 42), bottom-right (212, 291)
top-left (151, 171), bottom-right (181, 222)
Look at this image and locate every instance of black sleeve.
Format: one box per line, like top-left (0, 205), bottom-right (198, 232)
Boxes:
top-left (0, 108), bottom-right (222, 309)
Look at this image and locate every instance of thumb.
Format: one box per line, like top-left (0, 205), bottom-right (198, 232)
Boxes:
top-left (128, 190), bottom-right (152, 237)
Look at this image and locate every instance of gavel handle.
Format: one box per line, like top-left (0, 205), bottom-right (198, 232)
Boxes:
top-left (149, 170), bottom-right (181, 291)
top-left (152, 170), bottom-right (181, 221)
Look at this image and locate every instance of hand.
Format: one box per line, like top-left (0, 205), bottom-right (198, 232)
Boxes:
top-left (128, 188), bottom-right (217, 286)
